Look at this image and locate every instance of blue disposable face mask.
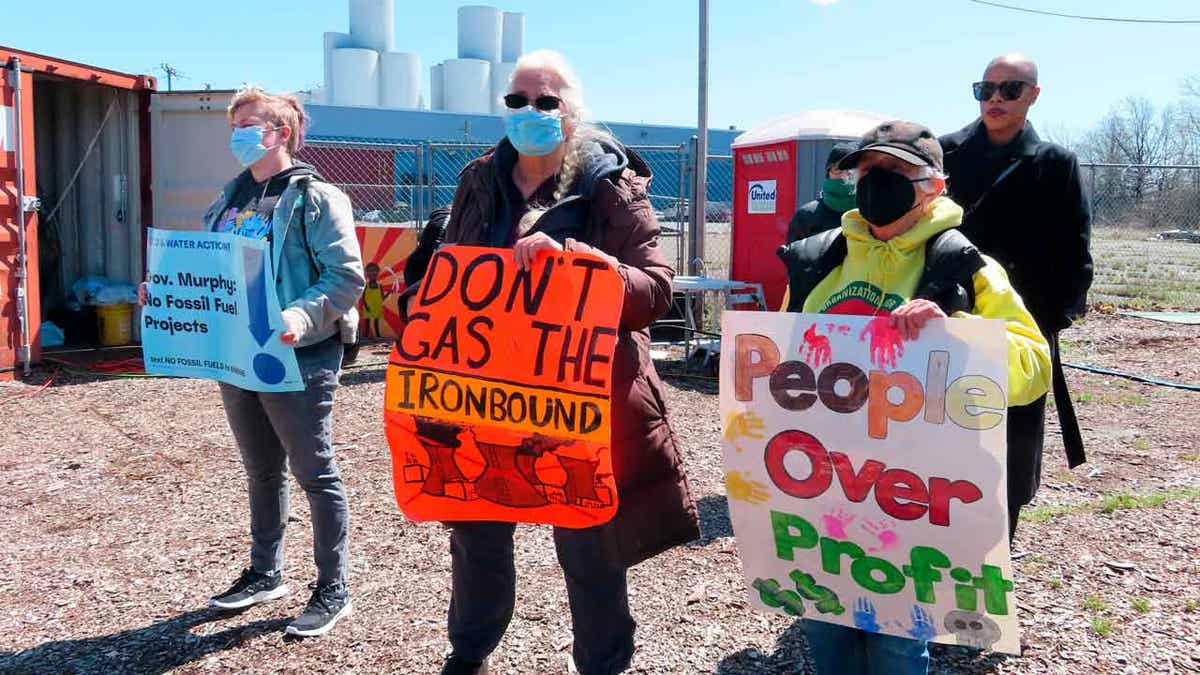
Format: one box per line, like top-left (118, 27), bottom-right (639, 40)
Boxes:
top-left (229, 125), bottom-right (279, 167)
top-left (504, 107), bottom-right (564, 157)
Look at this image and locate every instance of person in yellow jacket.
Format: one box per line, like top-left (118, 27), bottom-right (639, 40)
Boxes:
top-left (776, 120), bottom-right (1050, 675)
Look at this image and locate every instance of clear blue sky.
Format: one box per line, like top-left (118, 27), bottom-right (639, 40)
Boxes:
top-left (3, 0), bottom-right (1197, 141)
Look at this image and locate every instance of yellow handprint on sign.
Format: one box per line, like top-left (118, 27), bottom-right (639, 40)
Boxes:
top-left (726, 470), bottom-right (771, 505)
top-left (723, 410), bottom-right (765, 445)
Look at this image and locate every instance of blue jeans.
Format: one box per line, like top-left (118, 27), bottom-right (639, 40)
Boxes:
top-left (218, 336), bottom-right (349, 586)
top-left (803, 620), bottom-right (929, 675)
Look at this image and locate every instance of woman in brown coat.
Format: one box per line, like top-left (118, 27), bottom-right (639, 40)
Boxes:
top-left (405, 50), bottom-right (699, 675)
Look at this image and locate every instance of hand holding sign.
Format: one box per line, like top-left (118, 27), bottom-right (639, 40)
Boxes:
top-left (281, 309), bottom-right (305, 345)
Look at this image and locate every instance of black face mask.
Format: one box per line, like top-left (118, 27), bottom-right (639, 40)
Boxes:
top-left (856, 169), bottom-right (925, 226)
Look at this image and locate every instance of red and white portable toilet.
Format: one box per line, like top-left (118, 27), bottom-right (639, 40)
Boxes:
top-left (730, 110), bottom-right (890, 310)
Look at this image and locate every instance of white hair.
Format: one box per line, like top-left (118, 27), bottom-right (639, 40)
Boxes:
top-left (510, 50), bottom-right (621, 233)
top-left (510, 49), bottom-right (587, 124)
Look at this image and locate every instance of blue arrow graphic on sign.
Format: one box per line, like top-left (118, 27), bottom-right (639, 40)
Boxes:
top-left (242, 245), bottom-right (274, 348)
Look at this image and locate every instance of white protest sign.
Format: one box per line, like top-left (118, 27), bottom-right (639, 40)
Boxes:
top-left (720, 311), bottom-right (1017, 654)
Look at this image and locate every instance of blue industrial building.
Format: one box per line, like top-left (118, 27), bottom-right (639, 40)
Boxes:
top-left (307, 104), bottom-right (740, 152)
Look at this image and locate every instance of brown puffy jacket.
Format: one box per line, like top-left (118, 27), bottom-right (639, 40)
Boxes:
top-left (441, 137), bottom-right (700, 567)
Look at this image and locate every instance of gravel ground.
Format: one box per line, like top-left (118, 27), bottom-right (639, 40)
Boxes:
top-left (0, 314), bottom-right (1197, 674)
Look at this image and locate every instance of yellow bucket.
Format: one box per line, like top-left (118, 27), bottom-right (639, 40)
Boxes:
top-left (97, 303), bottom-right (134, 346)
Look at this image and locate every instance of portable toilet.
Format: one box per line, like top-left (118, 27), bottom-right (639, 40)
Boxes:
top-left (730, 110), bottom-right (891, 310)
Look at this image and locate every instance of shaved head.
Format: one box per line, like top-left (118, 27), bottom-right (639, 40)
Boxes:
top-left (985, 54), bottom-right (1038, 84)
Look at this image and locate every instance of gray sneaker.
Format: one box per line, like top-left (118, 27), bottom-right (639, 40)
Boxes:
top-left (285, 582), bottom-right (352, 637)
top-left (209, 568), bottom-right (289, 610)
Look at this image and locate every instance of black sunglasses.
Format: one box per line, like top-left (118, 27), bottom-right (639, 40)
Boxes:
top-left (503, 93), bottom-right (562, 112)
top-left (972, 80), bottom-right (1031, 102)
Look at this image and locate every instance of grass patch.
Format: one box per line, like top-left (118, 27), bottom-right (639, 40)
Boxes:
top-left (1091, 616), bottom-right (1116, 637)
top-left (1083, 596), bottom-right (1108, 612)
top-left (1180, 452), bottom-right (1200, 462)
top-left (1070, 391), bottom-right (1149, 407)
top-left (1132, 438), bottom-right (1151, 452)
top-left (1052, 469), bottom-right (1076, 484)
top-left (1024, 487), bottom-right (1200, 523)
top-left (1185, 599), bottom-right (1199, 614)
top-left (1131, 598), bottom-right (1151, 613)
top-left (1047, 577), bottom-right (1063, 590)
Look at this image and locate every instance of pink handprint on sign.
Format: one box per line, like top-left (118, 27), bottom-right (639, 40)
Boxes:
top-left (859, 316), bottom-right (905, 369)
top-left (861, 519), bottom-right (899, 553)
top-left (821, 508), bottom-right (856, 539)
top-left (801, 324), bottom-right (832, 368)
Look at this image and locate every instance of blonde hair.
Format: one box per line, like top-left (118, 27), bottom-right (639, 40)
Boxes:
top-left (228, 84), bottom-right (309, 153)
top-left (511, 50), bottom-right (619, 233)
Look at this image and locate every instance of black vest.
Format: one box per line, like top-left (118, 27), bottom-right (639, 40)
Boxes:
top-left (776, 228), bottom-right (986, 315)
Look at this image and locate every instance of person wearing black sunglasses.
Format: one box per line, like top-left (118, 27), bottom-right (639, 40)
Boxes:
top-left (940, 53), bottom-right (1094, 543)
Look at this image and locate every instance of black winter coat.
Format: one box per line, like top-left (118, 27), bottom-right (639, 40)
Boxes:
top-left (785, 198), bottom-right (844, 244)
top-left (940, 120), bottom-right (1094, 334)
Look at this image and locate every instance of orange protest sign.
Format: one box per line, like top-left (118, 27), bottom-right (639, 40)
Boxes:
top-left (385, 245), bottom-right (625, 528)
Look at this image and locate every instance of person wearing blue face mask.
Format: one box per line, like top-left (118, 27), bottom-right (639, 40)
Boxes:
top-left (139, 85), bottom-right (364, 637)
top-left (785, 142), bottom-right (859, 244)
top-left (399, 49), bottom-right (699, 675)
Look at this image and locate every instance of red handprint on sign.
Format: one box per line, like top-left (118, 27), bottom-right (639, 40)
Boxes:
top-left (859, 316), bottom-right (905, 369)
top-left (861, 519), bottom-right (900, 553)
top-left (800, 324), bottom-right (832, 368)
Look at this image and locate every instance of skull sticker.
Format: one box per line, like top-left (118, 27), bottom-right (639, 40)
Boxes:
top-left (943, 610), bottom-right (1002, 649)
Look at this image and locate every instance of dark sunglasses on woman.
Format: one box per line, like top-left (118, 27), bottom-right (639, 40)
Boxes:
top-left (972, 80), bottom-right (1031, 102)
top-left (503, 93), bottom-right (562, 112)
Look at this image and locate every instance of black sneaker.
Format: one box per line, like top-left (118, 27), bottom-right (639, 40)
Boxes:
top-left (440, 655), bottom-right (489, 675)
top-left (209, 568), bottom-right (289, 610)
top-left (285, 581), bottom-right (352, 637)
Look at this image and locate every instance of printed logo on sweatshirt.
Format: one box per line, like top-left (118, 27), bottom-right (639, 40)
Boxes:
top-left (819, 281), bottom-right (904, 315)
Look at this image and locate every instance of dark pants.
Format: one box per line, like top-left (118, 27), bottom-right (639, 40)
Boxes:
top-left (1006, 394), bottom-right (1046, 541)
top-left (218, 336), bottom-right (349, 586)
top-left (448, 521), bottom-right (635, 675)
top-left (803, 620), bottom-right (929, 675)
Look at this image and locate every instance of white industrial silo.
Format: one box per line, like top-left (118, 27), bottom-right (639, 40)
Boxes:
top-left (349, 0), bottom-right (395, 53)
top-left (323, 31), bottom-right (353, 103)
top-left (501, 12), bottom-right (524, 63)
top-left (380, 52), bottom-right (421, 109)
top-left (430, 63), bottom-right (446, 111)
top-left (443, 58), bottom-right (492, 114)
top-left (457, 6), bottom-right (503, 63)
top-left (332, 48), bottom-right (381, 107)
top-left (490, 62), bottom-right (516, 114)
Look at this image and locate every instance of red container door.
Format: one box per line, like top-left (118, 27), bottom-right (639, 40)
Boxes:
top-left (730, 140), bottom-right (797, 311)
top-left (0, 63), bottom-right (40, 378)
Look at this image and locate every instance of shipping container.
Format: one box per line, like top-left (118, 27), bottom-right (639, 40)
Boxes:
top-left (149, 90), bottom-right (240, 231)
top-left (1, 46), bottom-right (155, 379)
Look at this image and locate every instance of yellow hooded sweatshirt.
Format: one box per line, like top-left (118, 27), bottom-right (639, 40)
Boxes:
top-left (782, 196), bottom-right (1051, 406)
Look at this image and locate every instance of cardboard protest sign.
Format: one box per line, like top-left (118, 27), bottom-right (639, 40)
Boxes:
top-left (385, 245), bottom-right (625, 528)
top-left (720, 311), bottom-right (1018, 654)
top-left (142, 228), bottom-right (303, 392)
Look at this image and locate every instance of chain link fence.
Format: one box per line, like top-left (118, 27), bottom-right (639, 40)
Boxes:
top-left (1083, 163), bottom-right (1200, 233)
top-left (298, 136), bottom-right (738, 279)
top-left (295, 140), bottom-right (423, 225)
top-left (1081, 163), bottom-right (1200, 309)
